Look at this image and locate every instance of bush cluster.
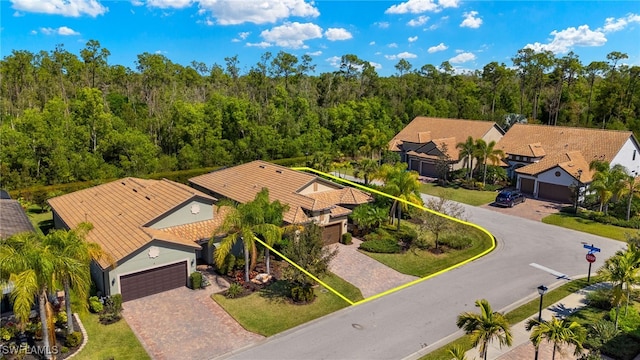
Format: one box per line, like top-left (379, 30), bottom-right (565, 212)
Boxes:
top-left (439, 233), bottom-right (472, 250)
top-left (65, 331), bottom-right (82, 348)
top-left (359, 238), bottom-right (401, 253)
top-left (561, 208), bottom-right (640, 229)
top-left (225, 283), bottom-right (244, 299)
top-left (340, 232), bottom-right (352, 245)
top-left (290, 284), bottom-right (315, 303)
top-left (88, 296), bottom-right (103, 313)
top-left (190, 272), bottom-right (203, 289)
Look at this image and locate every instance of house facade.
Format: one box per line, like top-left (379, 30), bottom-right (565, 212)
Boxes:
top-left (189, 160), bottom-right (372, 245)
top-left (48, 178), bottom-right (226, 301)
top-left (497, 124), bottom-right (640, 203)
top-left (388, 117), bottom-right (505, 177)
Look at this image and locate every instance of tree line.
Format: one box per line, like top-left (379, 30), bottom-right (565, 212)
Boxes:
top-left (1, 40), bottom-right (638, 190)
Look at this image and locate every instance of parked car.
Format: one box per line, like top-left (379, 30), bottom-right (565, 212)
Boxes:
top-left (495, 190), bottom-right (526, 207)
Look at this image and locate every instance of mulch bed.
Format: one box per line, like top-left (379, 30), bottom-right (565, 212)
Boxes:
top-left (0, 315), bottom-right (82, 360)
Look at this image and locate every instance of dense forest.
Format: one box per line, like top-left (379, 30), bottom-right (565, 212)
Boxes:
top-left (1, 40), bottom-right (639, 190)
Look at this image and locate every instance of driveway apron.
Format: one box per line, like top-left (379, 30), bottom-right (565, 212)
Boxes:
top-left (123, 282), bottom-right (263, 360)
top-left (328, 238), bottom-right (418, 298)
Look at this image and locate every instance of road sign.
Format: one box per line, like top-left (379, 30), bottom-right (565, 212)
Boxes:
top-left (586, 253), bottom-right (596, 263)
top-left (583, 244), bottom-right (601, 253)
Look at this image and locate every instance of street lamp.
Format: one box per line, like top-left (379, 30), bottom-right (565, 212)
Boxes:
top-left (534, 285), bottom-right (548, 360)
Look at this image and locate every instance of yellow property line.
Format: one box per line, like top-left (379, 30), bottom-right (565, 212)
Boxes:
top-left (262, 167), bottom-right (497, 306)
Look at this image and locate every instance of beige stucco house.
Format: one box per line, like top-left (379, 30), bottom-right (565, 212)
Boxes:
top-left (388, 117), bottom-right (505, 177)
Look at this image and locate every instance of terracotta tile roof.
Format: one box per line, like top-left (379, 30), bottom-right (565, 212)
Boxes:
top-left (48, 178), bottom-right (216, 269)
top-left (503, 124), bottom-right (633, 179)
top-left (306, 188), bottom-right (373, 205)
top-left (388, 117), bottom-right (502, 159)
top-left (0, 200), bottom-right (36, 239)
top-left (189, 160), bottom-right (369, 224)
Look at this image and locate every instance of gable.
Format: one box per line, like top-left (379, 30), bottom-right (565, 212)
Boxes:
top-left (147, 198), bottom-right (215, 229)
top-left (298, 179), bottom-right (342, 195)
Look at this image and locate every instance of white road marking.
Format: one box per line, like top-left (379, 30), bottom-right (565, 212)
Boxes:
top-left (529, 263), bottom-right (571, 280)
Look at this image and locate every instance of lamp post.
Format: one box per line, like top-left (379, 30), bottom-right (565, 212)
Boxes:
top-left (534, 285), bottom-right (548, 360)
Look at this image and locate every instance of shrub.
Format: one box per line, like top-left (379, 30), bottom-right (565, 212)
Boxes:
top-left (56, 311), bottom-right (68, 326)
top-left (65, 331), bottom-right (82, 347)
top-left (609, 307), bottom-right (640, 334)
top-left (190, 272), bottom-right (203, 289)
top-left (99, 312), bottom-right (121, 325)
top-left (226, 283), bottom-right (243, 299)
top-left (110, 294), bottom-right (123, 315)
top-left (439, 233), bottom-right (472, 250)
top-left (359, 238), bottom-right (401, 253)
top-left (0, 327), bottom-right (13, 341)
top-left (218, 253), bottom-right (237, 275)
top-left (586, 289), bottom-right (613, 310)
top-left (290, 284), bottom-right (315, 303)
top-left (88, 296), bottom-right (103, 313)
top-left (396, 224), bottom-right (418, 245)
top-left (341, 232), bottom-right (352, 245)
top-left (60, 346), bottom-right (70, 354)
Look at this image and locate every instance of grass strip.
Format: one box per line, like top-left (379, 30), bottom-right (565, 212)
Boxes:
top-left (542, 213), bottom-right (636, 241)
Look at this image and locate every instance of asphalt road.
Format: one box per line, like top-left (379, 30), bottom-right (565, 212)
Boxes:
top-left (220, 194), bottom-right (626, 360)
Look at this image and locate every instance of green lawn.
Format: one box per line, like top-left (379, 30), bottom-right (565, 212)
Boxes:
top-left (542, 213), bottom-right (637, 241)
top-left (421, 277), bottom-right (602, 360)
top-left (74, 312), bottom-right (150, 360)
top-left (213, 273), bottom-right (363, 336)
top-left (25, 206), bottom-right (54, 235)
top-left (363, 227), bottom-right (493, 277)
top-left (419, 183), bottom-right (497, 206)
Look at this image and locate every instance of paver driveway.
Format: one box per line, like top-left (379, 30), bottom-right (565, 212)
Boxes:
top-left (123, 284), bottom-right (262, 360)
top-left (481, 196), bottom-right (568, 222)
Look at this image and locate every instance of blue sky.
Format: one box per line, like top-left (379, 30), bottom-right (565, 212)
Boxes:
top-left (1, 0), bottom-right (639, 76)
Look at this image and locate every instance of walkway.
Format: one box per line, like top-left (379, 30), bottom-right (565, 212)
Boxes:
top-left (465, 283), bottom-right (607, 360)
top-left (328, 238), bottom-right (418, 298)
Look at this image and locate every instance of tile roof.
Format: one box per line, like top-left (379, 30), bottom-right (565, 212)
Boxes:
top-left (502, 124), bottom-right (634, 180)
top-left (189, 160), bottom-right (372, 224)
top-left (0, 200), bottom-right (36, 239)
top-left (306, 188), bottom-right (373, 205)
top-left (48, 178), bottom-right (216, 269)
top-left (388, 117), bottom-right (502, 158)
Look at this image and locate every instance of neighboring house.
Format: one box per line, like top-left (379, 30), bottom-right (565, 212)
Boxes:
top-left (388, 117), bottom-right (505, 177)
top-left (48, 178), bottom-right (228, 302)
top-left (497, 124), bottom-right (640, 202)
top-left (189, 160), bottom-right (373, 245)
top-left (0, 191), bottom-right (36, 313)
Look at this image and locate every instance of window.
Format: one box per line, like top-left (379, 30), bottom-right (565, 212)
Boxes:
top-left (516, 156), bottom-right (520, 161)
top-left (634, 150), bottom-right (637, 161)
top-left (555, 171), bottom-right (561, 177)
top-left (523, 157), bottom-right (528, 162)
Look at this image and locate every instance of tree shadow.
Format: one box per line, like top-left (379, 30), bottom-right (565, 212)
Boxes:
top-left (259, 280), bottom-right (291, 303)
top-left (549, 302), bottom-right (579, 319)
top-left (38, 219), bottom-right (54, 235)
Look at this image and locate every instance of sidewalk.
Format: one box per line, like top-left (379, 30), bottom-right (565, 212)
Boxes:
top-left (464, 283), bottom-right (608, 360)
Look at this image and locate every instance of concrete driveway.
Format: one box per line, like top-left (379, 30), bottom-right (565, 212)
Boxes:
top-left (123, 280), bottom-right (262, 360)
top-left (481, 195), bottom-right (569, 222)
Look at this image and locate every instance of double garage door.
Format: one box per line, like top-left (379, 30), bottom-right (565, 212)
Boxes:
top-left (120, 261), bottom-right (187, 302)
top-left (409, 159), bottom-right (437, 177)
top-left (537, 182), bottom-right (572, 203)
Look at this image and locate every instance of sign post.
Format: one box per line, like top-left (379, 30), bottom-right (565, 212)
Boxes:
top-left (583, 244), bottom-right (601, 283)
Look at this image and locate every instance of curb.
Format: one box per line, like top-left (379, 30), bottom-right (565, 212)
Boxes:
top-left (65, 313), bottom-right (88, 359)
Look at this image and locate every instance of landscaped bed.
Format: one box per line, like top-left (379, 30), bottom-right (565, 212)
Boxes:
top-left (213, 272), bottom-right (363, 336)
top-left (73, 312), bottom-right (149, 360)
top-left (542, 213), bottom-right (636, 241)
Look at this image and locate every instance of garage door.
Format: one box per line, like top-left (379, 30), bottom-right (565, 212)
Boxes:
top-left (322, 223), bottom-right (342, 245)
top-left (410, 158), bottom-right (420, 172)
top-left (520, 178), bottom-right (535, 195)
top-left (120, 261), bottom-right (187, 302)
top-left (538, 182), bottom-right (572, 203)
top-left (420, 162), bottom-right (437, 177)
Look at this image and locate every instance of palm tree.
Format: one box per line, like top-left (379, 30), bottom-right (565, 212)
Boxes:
top-left (456, 136), bottom-right (475, 181)
top-left (475, 139), bottom-right (505, 186)
top-left (0, 233), bottom-right (67, 360)
top-left (598, 247), bottom-right (640, 329)
top-left (213, 189), bottom-right (287, 282)
top-left (252, 190), bottom-right (289, 274)
top-left (382, 163), bottom-right (423, 230)
top-left (43, 223), bottom-right (113, 333)
top-left (526, 316), bottom-right (586, 360)
top-left (447, 345), bottom-right (468, 360)
top-left (353, 158), bottom-right (379, 185)
top-left (621, 171), bottom-right (640, 221)
top-left (456, 299), bottom-right (513, 360)
top-left (589, 160), bottom-right (627, 214)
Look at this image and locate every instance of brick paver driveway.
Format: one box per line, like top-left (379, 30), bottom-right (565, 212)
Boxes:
top-left (480, 196), bottom-right (569, 222)
top-left (123, 278), bottom-right (262, 360)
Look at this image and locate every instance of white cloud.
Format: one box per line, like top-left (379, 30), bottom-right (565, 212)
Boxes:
top-left (325, 28), bottom-right (352, 41)
top-left (598, 13), bottom-right (640, 33)
top-left (231, 38), bottom-right (241, 42)
top-left (306, 50), bottom-right (322, 56)
top-left (438, 0), bottom-right (459, 8)
top-left (238, 31), bottom-right (250, 39)
top-left (368, 61), bottom-right (382, 69)
top-left (146, 0), bottom-right (191, 8)
top-left (40, 26), bottom-right (80, 35)
top-left (428, 42), bottom-right (447, 53)
top-left (460, 11), bottom-right (482, 28)
top-left (388, 42), bottom-right (398, 48)
top-left (525, 25), bottom-right (607, 53)
top-left (407, 15), bottom-right (429, 26)
top-left (10, 0), bottom-right (107, 17)
top-left (198, 0), bottom-right (319, 25)
top-left (449, 52), bottom-right (476, 63)
top-left (385, 0), bottom-right (439, 14)
top-left (408, 36), bottom-right (418, 42)
top-left (326, 56), bottom-right (341, 68)
top-left (375, 21), bottom-right (390, 29)
top-left (30, 29), bottom-right (37, 35)
top-left (246, 41), bottom-right (272, 48)
top-left (260, 22), bottom-right (322, 48)
top-left (385, 52), bottom-right (418, 60)
top-left (131, 0), bottom-right (144, 5)
top-left (369, 41), bottom-right (376, 45)
top-left (154, 50), bottom-right (168, 54)
top-left (428, 24), bottom-right (438, 30)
